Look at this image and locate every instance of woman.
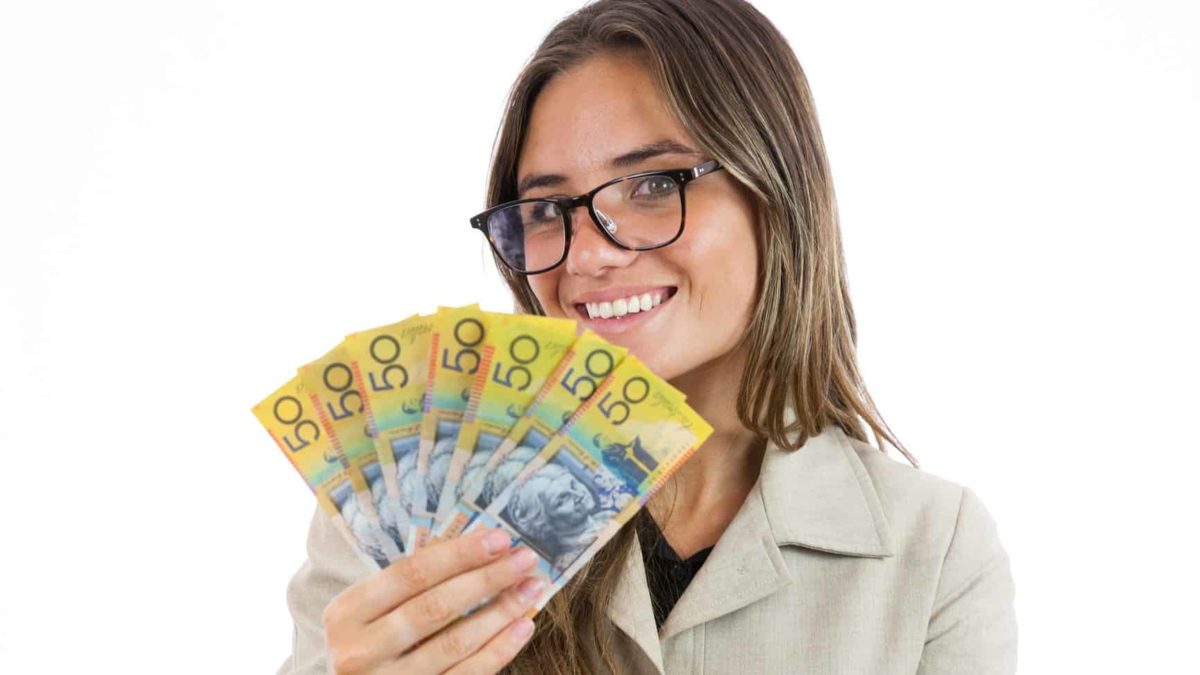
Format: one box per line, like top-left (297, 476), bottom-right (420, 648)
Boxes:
top-left (283, 1), bottom-right (1017, 673)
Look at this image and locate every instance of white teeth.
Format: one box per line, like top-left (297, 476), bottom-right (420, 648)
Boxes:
top-left (582, 290), bottom-right (670, 320)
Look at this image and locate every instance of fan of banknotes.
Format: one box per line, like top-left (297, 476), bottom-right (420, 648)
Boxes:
top-left (252, 304), bottom-right (712, 610)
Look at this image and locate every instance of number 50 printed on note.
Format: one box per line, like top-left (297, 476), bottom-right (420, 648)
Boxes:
top-left (252, 376), bottom-right (402, 569)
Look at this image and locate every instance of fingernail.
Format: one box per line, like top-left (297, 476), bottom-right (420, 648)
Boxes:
top-left (510, 547), bottom-right (538, 571)
top-left (483, 529), bottom-right (511, 556)
top-left (516, 577), bottom-right (545, 605)
top-left (509, 618), bottom-right (535, 643)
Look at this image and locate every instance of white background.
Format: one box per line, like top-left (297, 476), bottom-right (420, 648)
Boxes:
top-left (1, 1), bottom-right (1197, 672)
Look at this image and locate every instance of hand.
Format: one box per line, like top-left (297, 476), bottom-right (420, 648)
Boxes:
top-left (323, 527), bottom-right (543, 674)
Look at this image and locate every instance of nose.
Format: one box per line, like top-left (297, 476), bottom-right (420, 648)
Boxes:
top-left (563, 204), bottom-right (638, 277)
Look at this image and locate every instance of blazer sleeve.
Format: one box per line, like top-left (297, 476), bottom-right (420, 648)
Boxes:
top-left (917, 486), bottom-right (1019, 675)
top-left (277, 507), bottom-right (375, 675)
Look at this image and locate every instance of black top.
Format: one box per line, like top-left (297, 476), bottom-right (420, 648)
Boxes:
top-left (636, 513), bottom-right (714, 630)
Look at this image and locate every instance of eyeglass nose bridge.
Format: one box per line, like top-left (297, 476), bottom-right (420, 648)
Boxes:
top-left (556, 194), bottom-right (624, 247)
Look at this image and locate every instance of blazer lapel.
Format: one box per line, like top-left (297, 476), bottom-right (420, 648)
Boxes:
top-left (604, 423), bottom-right (895, 663)
top-left (658, 424), bottom-right (895, 640)
top-left (659, 478), bottom-right (793, 640)
top-left (759, 424), bottom-right (894, 558)
top-left (606, 530), bottom-right (666, 673)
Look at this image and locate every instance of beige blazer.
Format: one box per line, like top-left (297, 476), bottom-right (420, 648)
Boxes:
top-left (278, 425), bottom-right (1018, 674)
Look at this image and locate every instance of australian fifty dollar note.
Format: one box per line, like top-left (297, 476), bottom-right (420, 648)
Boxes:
top-left (252, 376), bottom-right (401, 569)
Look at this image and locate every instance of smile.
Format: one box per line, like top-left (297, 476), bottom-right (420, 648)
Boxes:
top-left (574, 287), bottom-right (677, 320)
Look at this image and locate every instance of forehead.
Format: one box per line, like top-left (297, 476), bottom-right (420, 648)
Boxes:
top-left (517, 52), bottom-right (695, 178)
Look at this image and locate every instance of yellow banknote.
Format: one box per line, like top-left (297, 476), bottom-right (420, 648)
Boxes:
top-left (454, 330), bottom-right (628, 536)
top-left (300, 343), bottom-right (407, 559)
top-left (469, 355), bottom-right (711, 579)
top-left (433, 313), bottom-right (578, 540)
top-left (409, 304), bottom-right (491, 550)
top-left (252, 375), bottom-right (400, 568)
top-left (538, 359), bottom-right (710, 604)
top-left (344, 313), bottom-right (432, 549)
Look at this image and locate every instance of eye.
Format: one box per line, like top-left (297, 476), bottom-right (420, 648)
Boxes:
top-left (530, 202), bottom-right (558, 222)
top-left (523, 201), bottom-right (563, 231)
top-left (630, 176), bottom-right (678, 199)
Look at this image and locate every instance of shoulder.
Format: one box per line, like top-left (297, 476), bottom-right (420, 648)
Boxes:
top-left (845, 435), bottom-right (1011, 593)
top-left (845, 437), bottom-right (1019, 671)
top-left (847, 436), bottom-right (969, 537)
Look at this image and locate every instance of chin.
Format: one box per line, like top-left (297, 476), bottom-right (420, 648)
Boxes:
top-left (609, 337), bottom-right (667, 376)
top-left (631, 348), bottom-right (686, 381)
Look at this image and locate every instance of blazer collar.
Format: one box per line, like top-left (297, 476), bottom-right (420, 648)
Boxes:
top-left (607, 530), bottom-right (666, 673)
top-left (606, 421), bottom-right (895, 660)
top-left (759, 422), bottom-right (895, 558)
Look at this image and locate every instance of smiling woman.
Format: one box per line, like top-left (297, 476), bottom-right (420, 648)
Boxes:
top-left (281, 1), bottom-right (1017, 673)
top-left (514, 53), bottom-right (760, 385)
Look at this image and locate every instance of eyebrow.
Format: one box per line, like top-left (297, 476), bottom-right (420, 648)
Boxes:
top-left (516, 140), bottom-right (701, 197)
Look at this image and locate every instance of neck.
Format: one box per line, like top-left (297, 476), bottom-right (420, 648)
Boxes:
top-left (649, 343), bottom-right (765, 546)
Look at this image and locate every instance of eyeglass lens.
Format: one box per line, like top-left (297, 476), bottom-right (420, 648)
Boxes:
top-left (485, 173), bottom-right (683, 273)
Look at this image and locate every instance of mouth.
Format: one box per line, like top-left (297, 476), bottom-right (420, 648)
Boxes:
top-left (573, 286), bottom-right (678, 322)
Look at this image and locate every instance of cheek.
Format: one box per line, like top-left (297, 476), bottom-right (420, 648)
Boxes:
top-left (527, 273), bottom-right (564, 315)
top-left (683, 215), bottom-right (759, 309)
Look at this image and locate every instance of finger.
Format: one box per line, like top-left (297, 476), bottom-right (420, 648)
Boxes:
top-left (441, 617), bottom-right (536, 675)
top-left (393, 576), bottom-right (545, 673)
top-left (334, 528), bottom-right (513, 625)
top-left (367, 546), bottom-right (540, 656)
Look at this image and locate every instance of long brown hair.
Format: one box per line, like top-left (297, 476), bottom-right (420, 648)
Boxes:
top-left (485, 1), bottom-right (918, 671)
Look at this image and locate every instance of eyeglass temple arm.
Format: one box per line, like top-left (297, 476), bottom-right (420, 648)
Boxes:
top-left (691, 159), bottom-right (720, 179)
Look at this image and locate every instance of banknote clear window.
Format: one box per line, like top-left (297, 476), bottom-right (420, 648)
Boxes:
top-left (470, 160), bottom-right (724, 274)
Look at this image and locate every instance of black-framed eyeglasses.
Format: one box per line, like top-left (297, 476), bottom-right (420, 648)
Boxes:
top-left (470, 159), bottom-right (723, 275)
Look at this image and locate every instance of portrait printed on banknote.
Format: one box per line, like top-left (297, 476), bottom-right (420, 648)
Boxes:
top-left (362, 461), bottom-right (407, 553)
top-left (331, 481), bottom-right (393, 569)
top-left (399, 420), bottom-right (458, 543)
top-left (499, 448), bottom-right (635, 573)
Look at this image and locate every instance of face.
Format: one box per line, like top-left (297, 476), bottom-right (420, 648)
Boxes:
top-left (516, 51), bottom-right (760, 381)
top-left (543, 470), bottom-right (595, 531)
